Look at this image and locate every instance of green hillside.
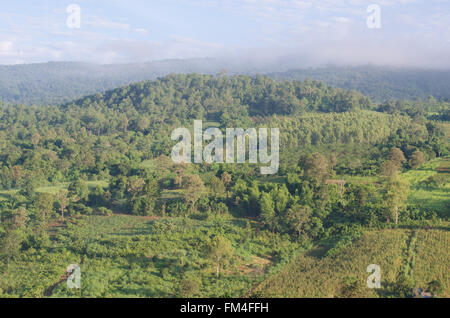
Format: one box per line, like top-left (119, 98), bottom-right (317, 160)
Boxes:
top-left (252, 226), bottom-right (449, 298)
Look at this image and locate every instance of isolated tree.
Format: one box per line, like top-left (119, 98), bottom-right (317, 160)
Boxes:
top-left (388, 148), bottom-right (406, 167)
top-left (381, 160), bottom-right (400, 177)
top-left (385, 176), bottom-right (409, 224)
top-left (56, 190), bottom-right (69, 220)
top-left (182, 174), bottom-right (206, 211)
top-left (409, 150), bottom-right (425, 168)
top-left (206, 236), bottom-right (234, 278)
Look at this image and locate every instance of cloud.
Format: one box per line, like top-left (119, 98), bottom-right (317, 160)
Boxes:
top-left (0, 0), bottom-right (448, 68)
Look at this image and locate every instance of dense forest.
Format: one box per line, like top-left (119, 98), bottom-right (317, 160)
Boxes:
top-left (2, 61), bottom-right (450, 106)
top-left (271, 66), bottom-right (450, 101)
top-left (0, 74), bottom-right (448, 298)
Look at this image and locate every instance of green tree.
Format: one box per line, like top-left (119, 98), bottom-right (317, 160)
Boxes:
top-left (68, 179), bottom-right (89, 202)
top-left (182, 175), bottom-right (205, 212)
top-left (209, 176), bottom-right (226, 200)
top-left (206, 236), bottom-right (234, 278)
top-left (34, 192), bottom-right (54, 222)
top-left (385, 176), bottom-right (409, 224)
top-left (301, 153), bottom-right (330, 182)
top-left (388, 148), bottom-right (406, 167)
top-left (0, 207), bottom-right (29, 261)
top-left (260, 192), bottom-right (276, 232)
top-left (178, 278), bottom-right (201, 297)
top-left (381, 160), bottom-right (400, 177)
top-left (409, 150), bottom-right (425, 168)
top-left (286, 204), bottom-right (312, 239)
top-left (56, 190), bottom-right (69, 220)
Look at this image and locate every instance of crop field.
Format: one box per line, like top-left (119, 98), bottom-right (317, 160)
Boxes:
top-left (252, 225), bottom-right (449, 298)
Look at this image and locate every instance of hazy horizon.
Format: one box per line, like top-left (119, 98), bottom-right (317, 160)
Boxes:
top-left (1, 1), bottom-right (449, 69)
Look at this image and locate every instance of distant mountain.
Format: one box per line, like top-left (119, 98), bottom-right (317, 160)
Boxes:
top-left (270, 66), bottom-right (450, 102)
top-left (0, 58), bottom-right (306, 106)
top-left (1, 60), bottom-right (450, 105)
top-left (0, 59), bottom-right (226, 105)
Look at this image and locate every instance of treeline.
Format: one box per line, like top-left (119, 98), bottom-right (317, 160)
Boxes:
top-left (261, 111), bottom-right (427, 147)
top-left (271, 65), bottom-right (450, 102)
top-left (3, 63), bottom-right (450, 106)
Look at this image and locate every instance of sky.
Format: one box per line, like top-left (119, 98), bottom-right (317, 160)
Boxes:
top-left (0, 0), bottom-right (449, 68)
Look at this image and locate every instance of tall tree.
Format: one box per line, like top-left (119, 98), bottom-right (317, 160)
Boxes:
top-left (206, 236), bottom-right (234, 278)
top-left (385, 176), bottom-right (409, 224)
top-left (381, 160), bottom-right (400, 177)
top-left (182, 174), bottom-right (206, 212)
top-left (409, 150), bottom-right (425, 168)
top-left (56, 190), bottom-right (69, 220)
top-left (301, 153), bottom-right (330, 182)
top-left (34, 192), bottom-right (54, 223)
top-left (260, 192), bottom-right (276, 232)
top-left (388, 148), bottom-right (406, 167)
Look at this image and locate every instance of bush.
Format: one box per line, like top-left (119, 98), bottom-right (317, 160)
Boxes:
top-left (96, 207), bottom-right (113, 216)
top-left (422, 174), bottom-right (447, 187)
top-left (178, 278), bottom-right (201, 297)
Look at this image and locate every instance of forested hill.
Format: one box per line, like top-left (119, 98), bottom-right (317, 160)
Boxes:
top-left (2, 61), bottom-right (450, 105)
top-left (0, 73), bottom-right (447, 196)
top-left (64, 73), bottom-right (449, 124)
top-left (270, 66), bottom-right (450, 102)
top-left (64, 73), bottom-right (373, 121)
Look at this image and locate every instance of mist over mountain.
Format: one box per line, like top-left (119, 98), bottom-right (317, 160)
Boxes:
top-left (0, 57), bottom-right (303, 105)
top-left (270, 65), bottom-right (450, 102)
top-left (1, 59), bottom-right (450, 106)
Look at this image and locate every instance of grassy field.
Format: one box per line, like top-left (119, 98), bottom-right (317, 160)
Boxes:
top-left (402, 158), bottom-right (449, 215)
top-left (338, 157), bottom-right (449, 216)
top-left (252, 225), bottom-right (450, 298)
top-left (0, 181), bottom-right (109, 201)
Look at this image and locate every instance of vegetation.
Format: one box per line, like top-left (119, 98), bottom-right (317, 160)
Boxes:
top-left (253, 225), bottom-right (449, 298)
top-left (0, 73), bottom-right (448, 298)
